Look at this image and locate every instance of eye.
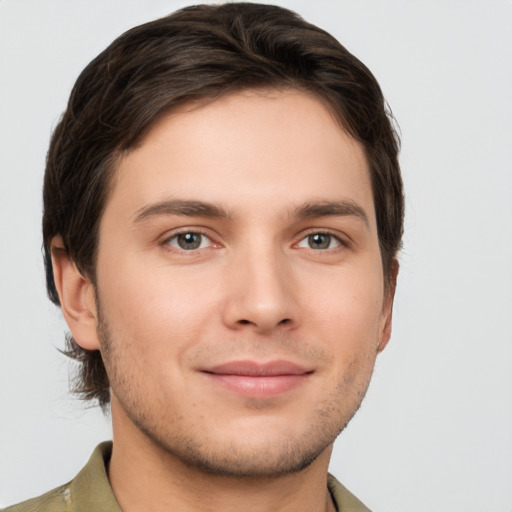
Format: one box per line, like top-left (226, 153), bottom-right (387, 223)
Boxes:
top-left (166, 232), bottom-right (213, 251)
top-left (297, 232), bottom-right (342, 250)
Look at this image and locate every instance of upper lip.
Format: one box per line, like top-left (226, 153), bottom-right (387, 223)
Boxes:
top-left (203, 360), bottom-right (312, 376)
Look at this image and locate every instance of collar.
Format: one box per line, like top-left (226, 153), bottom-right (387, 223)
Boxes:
top-left (62, 442), bottom-right (371, 512)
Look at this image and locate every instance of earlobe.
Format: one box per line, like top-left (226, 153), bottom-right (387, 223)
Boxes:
top-left (51, 236), bottom-right (101, 351)
top-left (377, 259), bottom-right (399, 353)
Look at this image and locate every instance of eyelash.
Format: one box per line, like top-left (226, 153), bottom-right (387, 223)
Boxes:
top-left (160, 228), bottom-right (348, 254)
top-left (294, 229), bottom-right (347, 252)
top-left (162, 229), bottom-right (217, 253)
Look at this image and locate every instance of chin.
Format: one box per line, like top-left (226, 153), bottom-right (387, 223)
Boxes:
top-left (129, 404), bottom-right (350, 479)
top-left (156, 433), bottom-right (333, 478)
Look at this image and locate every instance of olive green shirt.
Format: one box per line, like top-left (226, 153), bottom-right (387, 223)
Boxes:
top-left (3, 442), bottom-right (371, 512)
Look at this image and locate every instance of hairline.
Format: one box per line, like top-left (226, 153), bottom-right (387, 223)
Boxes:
top-left (82, 86), bottom-right (394, 293)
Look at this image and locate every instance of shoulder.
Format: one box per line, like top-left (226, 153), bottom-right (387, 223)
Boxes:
top-left (327, 473), bottom-right (372, 512)
top-left (2, 442), bottom-right (118, 512)
top-left (2, 484), bottom-right (72, 512)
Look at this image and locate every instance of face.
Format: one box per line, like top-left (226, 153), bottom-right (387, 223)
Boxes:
top-left (88, 89), bottom-right (394, 477)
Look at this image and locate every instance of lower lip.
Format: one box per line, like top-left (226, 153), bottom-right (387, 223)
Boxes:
top-left (204, 373), bottom-right (310, 398)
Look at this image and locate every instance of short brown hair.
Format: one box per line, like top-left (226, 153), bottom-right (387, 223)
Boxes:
top-left (42, 2), bottom-right (404, 409)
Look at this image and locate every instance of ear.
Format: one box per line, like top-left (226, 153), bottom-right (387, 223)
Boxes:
top-left (51, 236), bottom-right (101, 350)
top-left (377, 259), bottom-right (399, 353)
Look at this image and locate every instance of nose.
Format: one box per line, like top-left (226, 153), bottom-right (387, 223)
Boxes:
top-left (221, 245), bottom-right (300, 335)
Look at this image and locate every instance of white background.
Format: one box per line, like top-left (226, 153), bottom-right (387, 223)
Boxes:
top-left (1, 1), bottom-right (511, 510)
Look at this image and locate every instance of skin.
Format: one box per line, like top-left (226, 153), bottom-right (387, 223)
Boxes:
top-left (52, 89), bottom-right (396, 512)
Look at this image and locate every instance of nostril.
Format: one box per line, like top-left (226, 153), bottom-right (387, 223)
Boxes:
top-left (236, 318), bottom-right (291, 328)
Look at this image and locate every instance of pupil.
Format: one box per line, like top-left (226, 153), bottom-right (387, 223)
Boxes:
top-left (178, 233), bottom-right (201, 250)
top-left (309, 233), bottom-right (330, 249)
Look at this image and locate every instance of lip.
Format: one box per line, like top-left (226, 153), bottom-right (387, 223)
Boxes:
top-left (201, 360), bottom-right (313, 398)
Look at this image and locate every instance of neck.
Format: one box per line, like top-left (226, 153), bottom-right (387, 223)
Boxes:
top-left (108, 399), bottom-right (336, 512)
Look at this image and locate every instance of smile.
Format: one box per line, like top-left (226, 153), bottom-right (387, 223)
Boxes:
top-left (202, 360), bottom-right (313, 398)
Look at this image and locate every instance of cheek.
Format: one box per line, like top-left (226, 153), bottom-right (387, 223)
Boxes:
top-left (304, 265), bottom-right (385, 344)
top-left (96, 255), bottom-right (221, 361)
top-left (300, 265), bottom-right (384, 388)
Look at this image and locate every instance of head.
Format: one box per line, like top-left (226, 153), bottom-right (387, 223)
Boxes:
top-left (44, 2), bottom-right (403, 477)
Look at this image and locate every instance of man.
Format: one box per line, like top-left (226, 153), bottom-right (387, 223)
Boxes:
top-left (4, 2), bottom-right (403, 511)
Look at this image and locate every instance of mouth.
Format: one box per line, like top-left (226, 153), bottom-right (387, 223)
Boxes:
top-left (201, 360), bottom-right (313, 398)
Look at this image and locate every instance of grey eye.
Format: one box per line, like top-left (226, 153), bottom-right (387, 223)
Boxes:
top-left (297, 233), bottom-right (341, 250)
top-left (308, 233), bottom-right (331, 249)
top-left (168, 232), bottom-right (211, 250)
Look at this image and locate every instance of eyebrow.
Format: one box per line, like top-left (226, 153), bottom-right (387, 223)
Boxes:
top-left (132, 200), bottom-right (231, 224)
top-left (132, 198), bottom-right (369, 227)
top-left (293, 200), bottom-right (369, 227)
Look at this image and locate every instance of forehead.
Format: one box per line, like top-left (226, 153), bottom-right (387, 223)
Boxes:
top-left (107, 89), bottom-right (375, 224)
